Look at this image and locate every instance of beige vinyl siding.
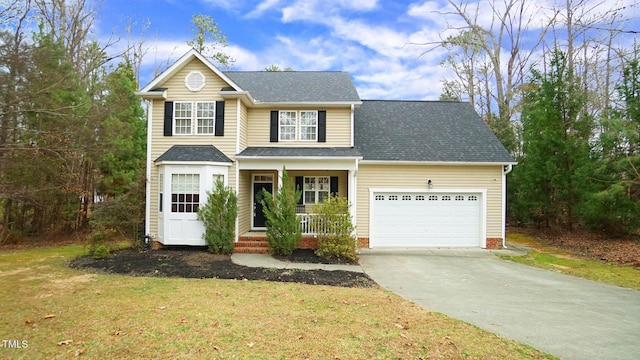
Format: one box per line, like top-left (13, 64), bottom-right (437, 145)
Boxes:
top-left (238, 101), bottom-right (249, 152)
top-left (148, 58), bottom-right (239, 238)
top-left (247, 107), bottom-right (351, 147)
top-left (237, 170), bottom-right (252, 235)
top-left (356, 164), bottom-right (504, 239)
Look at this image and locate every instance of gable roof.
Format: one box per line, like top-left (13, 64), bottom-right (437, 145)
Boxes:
top-left (139, 49), bottom-right (242, 94)
top-left (354, 100), bottom-right (516, 164)
top-left (224, 71), bottom-right (361, 104)
top-left (155, 145), bottom-right (233, 163)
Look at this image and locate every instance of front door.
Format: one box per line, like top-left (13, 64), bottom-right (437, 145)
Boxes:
top-left (253, 182), bottom-right (273, 228)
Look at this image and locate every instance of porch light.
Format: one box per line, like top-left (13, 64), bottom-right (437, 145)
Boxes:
top-left (427, 179), bottom-right (433, 189)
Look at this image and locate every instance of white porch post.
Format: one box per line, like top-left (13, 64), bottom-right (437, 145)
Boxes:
top-left (348, 166), bottom-right (358, 240)
top-left (277, 168), bottom-right (283, 190)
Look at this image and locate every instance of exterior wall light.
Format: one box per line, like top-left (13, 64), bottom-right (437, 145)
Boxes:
top-left (427, 179), bottom-right (433, 189)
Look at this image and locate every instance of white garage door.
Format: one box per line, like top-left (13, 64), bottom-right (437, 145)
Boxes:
top-left (370, 192), bottom-right (482, 247)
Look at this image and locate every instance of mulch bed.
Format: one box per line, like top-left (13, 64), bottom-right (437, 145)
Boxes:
top-left (69, 248), bottom-right (376, 288)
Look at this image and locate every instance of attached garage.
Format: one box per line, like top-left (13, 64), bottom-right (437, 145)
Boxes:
top-left (369, 190), bottom-right (485, 248)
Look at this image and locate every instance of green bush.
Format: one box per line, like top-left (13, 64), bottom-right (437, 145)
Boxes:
top-left (260, 168), bottom-right (301, 256)
top-left (92, 244), bottom-right (110, 259)
top-left (313, 196), bottom-right (357, 261)
top-left (87, 229), bottom-right (111, 255)
top-left (197, 178), bottom-right (238, 254)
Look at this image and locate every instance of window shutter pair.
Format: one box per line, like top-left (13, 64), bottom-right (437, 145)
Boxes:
top-left (270, 110), bottom-right (326, 142)
top-left (163, 101), bottom-right (225, 136)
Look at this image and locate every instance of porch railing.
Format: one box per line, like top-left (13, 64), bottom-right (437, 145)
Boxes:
top-left (297, 213), bottom-right (348, 235)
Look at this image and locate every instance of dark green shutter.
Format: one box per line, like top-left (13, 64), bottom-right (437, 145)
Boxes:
top-left (215, 101), bottom-right (225, 136)
top-left (318, 110), bottom-right (326, 142)
top-left (330, 176), bottom-right (339, 196)
top-left (270, 111), bottom-right (279, 142)
top-left (163, 101), bottom-right (173, 136)
top-left (295, 176), bottom-right (304, 205)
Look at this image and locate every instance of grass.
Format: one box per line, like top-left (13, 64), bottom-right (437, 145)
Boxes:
top-left (503, 233), bottom-right (640, 290)
top-left (0, 244), bottom-right (555, 359)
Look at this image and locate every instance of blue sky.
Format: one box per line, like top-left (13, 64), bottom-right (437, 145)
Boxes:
top-left (94, 0), bottom-right (639, 100)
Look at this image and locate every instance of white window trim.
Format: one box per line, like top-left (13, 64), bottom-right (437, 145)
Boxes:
top-left (303, 176), bottom-right (330, 205)
top-left (299, 110), bottom-right (318, 141)
top-left (173, 101), bottom-right (216, 136)
top-left (279, 110), bottom-right (318, 141)
top-left (278, 110), bottom-right (297, 142)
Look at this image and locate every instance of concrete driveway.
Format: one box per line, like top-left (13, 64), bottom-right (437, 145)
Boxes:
top-left (359, 248), bottom-right (640, 360)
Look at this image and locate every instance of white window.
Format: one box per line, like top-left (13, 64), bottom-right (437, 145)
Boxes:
top-left (304, 176), bottom-right (330, 205)
top-left (279, 110), bottom-right (318, 141)
top-left (197, 102), bottom-right (216, 134)
top-left (171, 174), bottom-right (200, 213)
top-left (174, 101), bottom-right (216, 135)
top-left (300, 111), bottom-right (318, 141)
top-left (279, 111), bottom-right (297, 141)
top-left (174, 102), bottom-right (192, 135)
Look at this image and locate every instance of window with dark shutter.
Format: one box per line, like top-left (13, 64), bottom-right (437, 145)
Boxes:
top-left (270, 110), bottom-right (279, 142)
top-left (215, 101), bottom-right (225, 136)
top-left (318, 110), bottom-right (326, 142)
top-left (164, 101), bottom-right (173, 136)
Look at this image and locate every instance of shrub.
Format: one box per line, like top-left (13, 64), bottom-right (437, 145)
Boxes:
top-left (313, 196), bottom-right (357, 261)
top-left (260, 168), bottom-right (301, 256)
top-left (197, 178), bottom-right (238, 254)
top-left (90, 179), bottom-right (145, 249)
top-left (92, 244), bottom-right (111, 259)
top-left (87, 229), bottom-right (111, 255)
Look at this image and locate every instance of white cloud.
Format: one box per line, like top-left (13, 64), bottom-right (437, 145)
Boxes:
top-left (245, 0), bottom-right (282, 18)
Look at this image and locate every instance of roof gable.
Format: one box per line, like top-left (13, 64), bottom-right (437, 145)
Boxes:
top-left (354, 101), bottom-right (515, 163)
top-left (139, 49), bottom-right (241, 93)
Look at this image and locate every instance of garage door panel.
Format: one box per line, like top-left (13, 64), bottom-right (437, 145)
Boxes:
top-left (371, 192), bottom-right (481, 247)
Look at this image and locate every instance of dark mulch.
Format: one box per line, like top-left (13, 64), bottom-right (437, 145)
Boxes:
top-left (69, 247), bottom-right (376, 288)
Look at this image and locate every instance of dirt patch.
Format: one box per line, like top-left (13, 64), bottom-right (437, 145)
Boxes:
top-left (69, 248), bottom-right (376, 288)
top-left (511, 227), bottom-right (640, 268)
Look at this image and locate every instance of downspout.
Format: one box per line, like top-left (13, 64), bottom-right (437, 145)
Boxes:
top-left (144, 99), bottom-right (153, 239)
top-left (350, 104), bottom-right (355, 147)
top-left (501, 164), bottom-right (514, 248)
top-left (235, 98), bottom-right (241, 244)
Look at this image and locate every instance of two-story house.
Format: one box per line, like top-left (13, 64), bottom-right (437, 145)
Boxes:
top-left (137, 49), bottom-right (515, 252)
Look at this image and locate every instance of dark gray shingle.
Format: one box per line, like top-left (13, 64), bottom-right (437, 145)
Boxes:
top-left (237, 147), bottom-right (361, 158)
top-left (155, 145), bottom-right (233, 163)
top-left (224, 71), bottom-right (361, 103)
top-left (354, 101), bottom-right (515, 163)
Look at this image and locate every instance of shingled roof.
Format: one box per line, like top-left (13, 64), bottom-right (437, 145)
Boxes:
top-left (224, 71), bottom-right (361, 103)
top-left (354, 100), bottom-right (515, 163)
top-left (155, 145), bottom-right (233, 163)
top-left (237, 147), bottom-right (361, 158)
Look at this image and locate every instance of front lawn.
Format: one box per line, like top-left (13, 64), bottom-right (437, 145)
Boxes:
top-left (0, 245), bottom-right (554, 359)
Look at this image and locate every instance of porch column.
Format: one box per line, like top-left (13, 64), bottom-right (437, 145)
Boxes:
top-left (348, 169), bottom-right (357, 236)
top-left (277, 168), bottom-right (283, 190)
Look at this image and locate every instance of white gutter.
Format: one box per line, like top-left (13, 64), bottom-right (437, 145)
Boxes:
top-left (361, 160), bottom-right (518, 166)
top-left (144, 99), bottom-right (153, 239)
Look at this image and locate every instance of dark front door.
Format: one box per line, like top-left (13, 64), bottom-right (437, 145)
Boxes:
top-left (253, 182), bottom-right (273, 228)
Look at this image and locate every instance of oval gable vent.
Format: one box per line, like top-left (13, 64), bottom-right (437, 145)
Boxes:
top-left (185, 71), bottom-right (205, 91)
